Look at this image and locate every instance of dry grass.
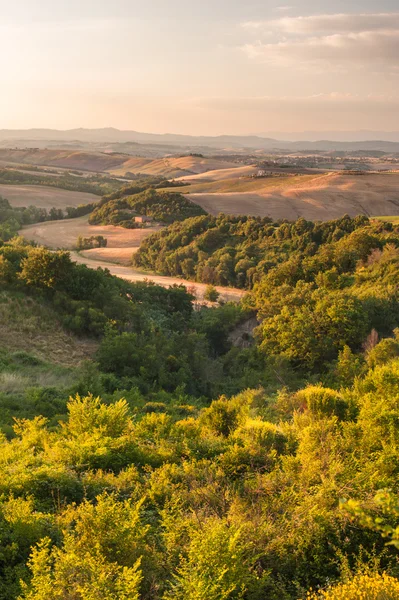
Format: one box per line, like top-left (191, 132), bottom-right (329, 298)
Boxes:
top-left (180, 174), bottom-right (309, 194)
top-left (0, 148), bottom-right (254, 180)
top-left (81, 247), bottom-right (139, 265)
top-left (0, 184), bottom-right (98, 209)
top-left (20, 215), bottom-right (162, 259)
top-left (176, 165), bottom-right (259, 182)
top-left (108, 156), bottom-right (243, 178)
top-left (187, 172), bottom-right (399, 221)
top-left (0, 148), bottom-right (126, 172)
top-left (0, 292), bottom-right (97, 367)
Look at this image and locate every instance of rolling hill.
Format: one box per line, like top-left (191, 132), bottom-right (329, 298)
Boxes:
top-left (0, 149), bottom-right (243, 179)
top-left (185, 172), bottom-right (399, 221)
top-left (107, 156), bottom-right (243, 178)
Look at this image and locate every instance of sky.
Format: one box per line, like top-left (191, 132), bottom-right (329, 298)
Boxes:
top-left (0, 0), bottom-right (398, 136)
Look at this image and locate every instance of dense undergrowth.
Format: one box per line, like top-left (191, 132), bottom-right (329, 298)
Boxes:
top-left (1, 214), bottom-right (399, 598)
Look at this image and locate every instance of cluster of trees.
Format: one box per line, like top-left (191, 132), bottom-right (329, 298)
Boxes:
top-left (89, 189), bottom-right (206, 227)
top-left (0, 197), bottom-right (96, 242)
top-left (133, 213), bottom-right (380, 288)
top-left (76, 235), bottom-right (108, 250)
top-left (103, 175), bottom-right (187, 202)
top-left (1, 214), bottom-right (399, 598)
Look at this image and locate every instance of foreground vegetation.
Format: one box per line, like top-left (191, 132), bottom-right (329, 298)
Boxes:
top-left (1, 213), bottom-right (399, 598)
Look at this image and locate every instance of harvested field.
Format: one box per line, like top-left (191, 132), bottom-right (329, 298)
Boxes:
top-left (0, 148), bottom-right (126, 172)
top-left (21, 216), bottom-right (161, 264)
top-left (181, 174), bottom-right (308, 194)
top-left (176, 165), bottom-right (258, 182)
top-left (0, 184), bottom-right (98, 209)
top-left (187, 172), bottom-right (399, 221)
top-left (108, 156), bottom-right (243, 178)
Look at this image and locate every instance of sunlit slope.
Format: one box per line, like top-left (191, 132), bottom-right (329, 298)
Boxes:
top-left (186, 172), bottom-right (399, 221)
top-left (0, 149), bottom-right (244, 179)
top-left (108, 156), bottom-right (243, 178)
top-left (175, 164), bottom-right (259, 182)
top-left (0, 148), bottom-right (126, 172)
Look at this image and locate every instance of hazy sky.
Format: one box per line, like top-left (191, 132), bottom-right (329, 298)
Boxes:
top-left (0, 0), bottom-right (398, 135)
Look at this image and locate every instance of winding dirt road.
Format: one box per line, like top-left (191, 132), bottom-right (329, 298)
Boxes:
top-left (70, 252), bottom-right (245, 303)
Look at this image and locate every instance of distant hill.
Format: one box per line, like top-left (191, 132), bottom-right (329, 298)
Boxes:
top-left (1, 128), bottom-right (399, 153)
top-left (260, 130), bottom-right (399, 143)
top-left (186, 172), bottom-right (399, 222)
top-left (0, 148), bottom-right (246, 178)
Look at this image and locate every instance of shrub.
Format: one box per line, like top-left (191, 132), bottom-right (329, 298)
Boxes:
top-left (296, 386), bottom-right (348, 419)
top-left (204, 285), bottom-right (220, 303)
top-left (306, 572), bottom-right (399, 599)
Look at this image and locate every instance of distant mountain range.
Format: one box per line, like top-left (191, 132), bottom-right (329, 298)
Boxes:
top-left (259, 131), bottom-right (399, 143)
top-left (1, 128), bottom-right (399, 153)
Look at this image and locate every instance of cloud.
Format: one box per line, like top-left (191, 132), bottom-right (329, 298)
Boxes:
top-left (243, 13), bottom-right (399, 34)
top-left (243, 31), bottom-right (399, 66)
top-left (241, 13), bottom-right (399, 68)
top-left (189, 93), bottom-right (399, 111)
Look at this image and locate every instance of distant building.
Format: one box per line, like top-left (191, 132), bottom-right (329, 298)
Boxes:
top-left (134, 216), bottom-right (153, 224)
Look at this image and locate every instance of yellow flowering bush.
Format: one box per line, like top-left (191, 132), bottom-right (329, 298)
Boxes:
top-left (306, 572), bottom-right (399, 600)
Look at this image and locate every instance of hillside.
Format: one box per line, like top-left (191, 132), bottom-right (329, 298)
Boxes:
top-left (107, 156), bottom-right (244, 178)
top-left (2, 223), bottom-right (399, 599)
top-left (0, 290), bottom-right (97, 367)
top-left (0, 148), bottom-right (244, 179)
top-left (0, 183), bottom-right (98, 210)
top-left (0, 148), bottom-right (127, 172)
top-left (185, 172), bottom-right (399, 221)
top-left (176, 164), bottom-right (259, 182)
top-left (89, 189), bottom-right (207, 226)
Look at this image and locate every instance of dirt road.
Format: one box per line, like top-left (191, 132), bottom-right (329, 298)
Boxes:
top-left (70, 252), bottom-right (245, 303)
